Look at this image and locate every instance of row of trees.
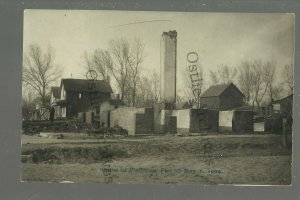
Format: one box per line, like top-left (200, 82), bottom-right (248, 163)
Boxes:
top-left (23, 40), bottom-right (294, 113)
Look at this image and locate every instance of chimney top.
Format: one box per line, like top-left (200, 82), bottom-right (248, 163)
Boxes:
top-left (162, 30), bottom-right (177, 39)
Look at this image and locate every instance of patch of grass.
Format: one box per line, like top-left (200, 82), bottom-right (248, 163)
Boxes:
top-left (24, 145), bottom-right (128, 164)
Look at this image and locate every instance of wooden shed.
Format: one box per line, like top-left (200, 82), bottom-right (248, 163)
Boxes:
top-left (200, 83), bottom-right (244, 111)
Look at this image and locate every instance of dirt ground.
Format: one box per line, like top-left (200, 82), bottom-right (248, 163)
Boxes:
top-left (21, 134), bottom-right (292, 185)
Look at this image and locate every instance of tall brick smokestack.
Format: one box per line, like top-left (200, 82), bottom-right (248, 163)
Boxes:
top-left (160, 30), bottom-right (177, 104)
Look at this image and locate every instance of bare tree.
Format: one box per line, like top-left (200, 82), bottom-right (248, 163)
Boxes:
top-left (151, 71), bottom-right (160, 104)
top-left (104, 38), bottom-right (145, 105)
top-left (133, 70), bottom-right (160, 107)
top-left (22, 87), bottom-right (36, 120)
top-left (237, 61), bottom-right (254, 104)
top-left (262, 61), bottom-right (281, 103)
top-left (106, 38), bottom-right (130, 102)
top-left (251, 60), bottom-right (268, 109)
top-left (209, 64), bottom-right (237, 85)
top-left (135, 76), bottom-right (153, 107)
top-left (83, 49), bottom-right (112, 83)
top-left (127, 38), bottom-right (144, 107)
top-left (238, 60), bottom-right (270, 110)
top-left (83, 37), bottom-right (146, 107)
top-left (283, 63), bottom-right (293, 95)
top-left (23, 44), bottom-right (62, 108)
top-left (85, 38), bottom-right (145, 106)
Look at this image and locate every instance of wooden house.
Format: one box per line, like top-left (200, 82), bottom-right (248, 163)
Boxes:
top-left (55, 79), bottom-right (112, 118)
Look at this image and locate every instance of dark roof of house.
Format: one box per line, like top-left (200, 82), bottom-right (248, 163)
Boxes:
top-left (51, 87), bottom-right (61, 98)
top-left (200, 83), bottom-right (244, 98)
top-left (272, 94), bottom-right (293, 104)
top-left (61, 79), bottom-right (113, 93)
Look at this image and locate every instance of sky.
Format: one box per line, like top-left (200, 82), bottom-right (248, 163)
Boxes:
top-left (23, 10), bottom-right (295, 95)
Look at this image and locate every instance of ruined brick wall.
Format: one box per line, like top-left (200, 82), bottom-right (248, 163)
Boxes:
top-left (110, 107), bottom-right (136, 135)
top-left (154, 108), bottom-right (220, 134)
top-left (206, 109), bottom-right (219, 132)
top-left (135, 108), bottom-right (154, 134)
top-left (219, 110), bottom-right (234, 132)
top-left (161, 110), bottom-right (172, 133)
top-left (153, 104), bottom-right (172, 133)
top-left (170, 109), bottom-right (190, 133)
top-left (232, 110), bottom-right (254, 132)
top-left (165, 116), bottom-right (177, 133)
top-left (153, 104), bottom-right (163, 133)
top-left (99, 101), bottom-right (111, 128)
top-left (110, 107), bottom-right (154, 135)
top-left (154, 108), bottom-right (219, 134)
top-left (190, 109), bottom-right (219, 132)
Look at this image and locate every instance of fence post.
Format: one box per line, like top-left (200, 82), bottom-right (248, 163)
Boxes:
top-left (283, 118), bottom-right (287, 147)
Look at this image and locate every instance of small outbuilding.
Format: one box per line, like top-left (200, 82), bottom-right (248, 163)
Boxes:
top-left (271, 94), bottom-right (293, 118)
top-left (200, 83), bottom-right (245, 111)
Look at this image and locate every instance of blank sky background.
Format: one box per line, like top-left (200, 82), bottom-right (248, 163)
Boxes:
top-left (23, 10), bottom-right (294, 94)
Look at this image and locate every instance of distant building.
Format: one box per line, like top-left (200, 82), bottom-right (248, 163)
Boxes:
top-left (55, 78), bottom-right (112, 118)
top-left (265, 94), bottom-right (293, 133)
top-left (200, 83), bottom-right (245, 110)
top-left (270, 94), bottom-right (293, 118)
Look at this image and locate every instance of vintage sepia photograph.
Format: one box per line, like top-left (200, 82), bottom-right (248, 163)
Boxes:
top-left (21, 10), bottom-right (294, 185)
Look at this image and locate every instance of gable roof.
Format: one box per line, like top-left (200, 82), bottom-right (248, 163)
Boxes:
top-left (201, 83), bottom-right (244, 98)
top-left (61, 78), bottom-right (112, 93)
top-left (51, 87), bottom-right (61, 98)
